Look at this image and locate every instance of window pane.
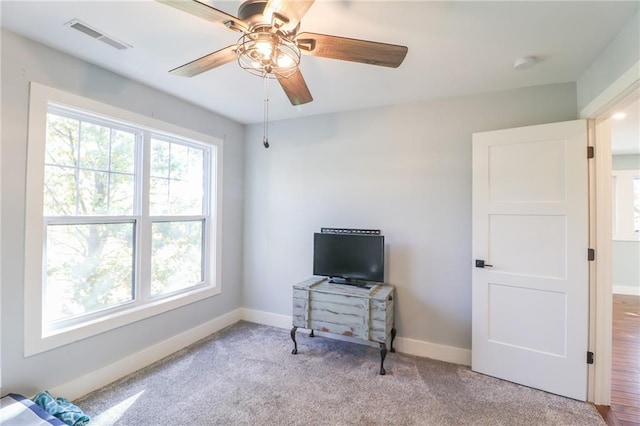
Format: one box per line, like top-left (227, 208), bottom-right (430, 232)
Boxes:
top-left (45, 222), bottom-right (135, 323)
top-left (150, 177), bottom-right (169, 216)
top-left (46, 114), bottom-right (78, 167)
top-left (79, 170), bottom-right (109, 215)
top-left (44, 165), bottom-right (77, 216)
top-left (634, 178), bottom-right (640, 232)
top-left (151, 220), bottom-right (203, 296)
top-left (170, 143), bottom-right (189, 180)
top-left (111, 130), bottom-right (136, 174)
top-left (175, 147), bottom-right (204, 214)
top-left (110, 173), bottom-right (135, 215)
top-left (79, 122), bottom-right (110, 170)
top-left (168, 177), bottom-right (201, 215)
top-left (150, 138), bottom-right (205, 216)
top-left (45, 112), bottom-right (137, 217)
top-left (150, 139), bottom-right (170, 179)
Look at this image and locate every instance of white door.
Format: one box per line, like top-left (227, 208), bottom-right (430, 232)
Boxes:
top-left (472, 120), bottom-right (589, 401)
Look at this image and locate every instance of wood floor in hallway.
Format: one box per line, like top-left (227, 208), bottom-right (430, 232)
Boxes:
top-left (605, 294), bottom-right (640, 426)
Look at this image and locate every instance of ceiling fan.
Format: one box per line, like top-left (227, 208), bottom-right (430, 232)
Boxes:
top-left (158, 0), bottom-right (409, 106)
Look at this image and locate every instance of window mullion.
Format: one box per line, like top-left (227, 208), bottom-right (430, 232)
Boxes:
top-left (204, 148), bottom-right (213, 284)
top-left (137, 131), bottom-right (152, 302)
top-left (75, 122), bottom-right (81, 216)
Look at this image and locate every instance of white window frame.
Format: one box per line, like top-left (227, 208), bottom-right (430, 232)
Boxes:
top-left (25, 82), bottom-right (223, 356)
top-left (612, 169), bottom-right (640, 241)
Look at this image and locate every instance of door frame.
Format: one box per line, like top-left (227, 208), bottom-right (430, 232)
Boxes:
top-left (581, 61), bottom-right (640, 404)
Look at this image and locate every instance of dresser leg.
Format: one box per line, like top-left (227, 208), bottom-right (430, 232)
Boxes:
top-left (379, 343), bottom-right (387, 375)
top-left (291, 326), bottom-right (298, 354)
top-left (390, 327), bottom-right (396, 353)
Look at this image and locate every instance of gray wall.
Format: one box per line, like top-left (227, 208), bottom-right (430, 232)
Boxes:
top-left (613, 154), bottom-right (640, 170)
top-left (577, 11), bottom-right (639, 112)
top-left (242, 83), bottom-right (578, 350)
top-left (0, 29), bottom-right (245, 396)
top-left (613, 242), bottom-right (640, 293)
top-left (612, 154), bottom-right (640, 294)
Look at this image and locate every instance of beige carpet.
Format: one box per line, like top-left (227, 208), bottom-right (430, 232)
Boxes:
top-left (75, 321), bottom-right (604, 425)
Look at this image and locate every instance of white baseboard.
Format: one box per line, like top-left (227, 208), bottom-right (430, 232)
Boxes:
top-left (49, 309), bottom-right (242, 401)
top-left (613, 285), bottom-right (640, 296)
top-left (240, 307), bottom-right (292, 329)
top-left (240, 308), bottom-right (471, 366)
top-left (394, 336), bottom-right (471, 366)
top-left (51, 307), bottom-right (471, 401)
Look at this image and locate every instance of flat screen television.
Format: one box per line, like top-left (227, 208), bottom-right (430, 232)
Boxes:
top-left (313, 232), bottom-right (385, 285)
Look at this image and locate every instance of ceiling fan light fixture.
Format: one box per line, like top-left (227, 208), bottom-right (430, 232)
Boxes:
top-left (513, 56), bottom-right (538, 71)
top-left (237, 30), bottom-right (301, 79)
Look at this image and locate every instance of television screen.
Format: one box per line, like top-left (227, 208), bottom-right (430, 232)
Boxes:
top-left (313, 232), bottom-right (385, 284)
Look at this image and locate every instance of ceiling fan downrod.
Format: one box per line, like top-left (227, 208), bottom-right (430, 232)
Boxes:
top-left (263, 74), bottom-right (270, 148)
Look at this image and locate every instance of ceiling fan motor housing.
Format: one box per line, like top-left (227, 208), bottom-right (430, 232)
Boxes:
top-left (238, 0), bottom-right (269, 26)
top-left (238, 0), bottom-right (299, 36)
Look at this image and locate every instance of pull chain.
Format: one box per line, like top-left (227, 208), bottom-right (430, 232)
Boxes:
top-left (263, 74), bottom-right (270, 148)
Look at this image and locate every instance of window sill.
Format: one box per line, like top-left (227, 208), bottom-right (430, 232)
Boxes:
top-left (25, 285), bottom-right (219, 357)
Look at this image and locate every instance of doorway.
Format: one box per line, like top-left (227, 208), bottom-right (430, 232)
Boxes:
top-left (585, 69), bottom-right (639, 418)
top-left (608, 95), bottom-right (640, 424)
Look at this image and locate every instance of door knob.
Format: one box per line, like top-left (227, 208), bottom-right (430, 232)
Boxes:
top-left (475, 259), bottom-right (493, 268)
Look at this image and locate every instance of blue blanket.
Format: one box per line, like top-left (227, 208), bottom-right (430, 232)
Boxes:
top-left (33, 392), bottom-right (90, 426)
top-left (1, 393), bottom-right (66, 425)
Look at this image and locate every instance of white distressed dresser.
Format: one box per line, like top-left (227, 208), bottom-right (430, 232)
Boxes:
top-left (291, 277), bottom-right (396, 375)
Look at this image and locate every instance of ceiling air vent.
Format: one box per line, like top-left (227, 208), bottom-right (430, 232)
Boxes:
top-left (65, 19), bottom-right (131, 50)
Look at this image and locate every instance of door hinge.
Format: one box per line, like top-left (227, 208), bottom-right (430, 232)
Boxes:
top-left (587, 351), bottom-right (594, 364)
top-left (587, 146), bottom-right (595, 159)
top-left (588, 248), bottom-right (595, 261)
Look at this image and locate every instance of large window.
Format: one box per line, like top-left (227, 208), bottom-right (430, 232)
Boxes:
top-left (634, 177), bottom-right (640, 233)
top-left (612, 169), bottom-right (640, 241)
top-left (25, 83), bottom-right (223, 355)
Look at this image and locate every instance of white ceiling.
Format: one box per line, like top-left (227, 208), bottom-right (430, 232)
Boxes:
top-left (1, 1), bottom-right (638, 125)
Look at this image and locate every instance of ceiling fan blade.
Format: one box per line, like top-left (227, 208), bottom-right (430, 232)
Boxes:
top-left (265, 0), bottom-right (315, 31)
top-left (157, 0), bottom-right (248, 32)
top-left (296, 32), bottom-right (408, 68)
top-left (278, 69), bottom-right (313, 105)
top-left (170, 44), bottom-right (238, 77)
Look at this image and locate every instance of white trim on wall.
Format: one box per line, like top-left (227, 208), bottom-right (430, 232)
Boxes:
top-left (241, 308), bottom-right (472, 366)
top-left (241, 307), bottom-right (292, 330)
top-left (592, 118), bottom-right (614, 405)
top-left (0, 34), bottom-right (3, 393)
top-left (613, 285), bottom-right (640, 296)
top-left (50, 308), bottom-right (472, 401)
top-left (583, 59), bottom-right (639, 406)
top-left (49, 309), bottom-right (243, 401)
top-left (580, 61), bottom-right (640, 119)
